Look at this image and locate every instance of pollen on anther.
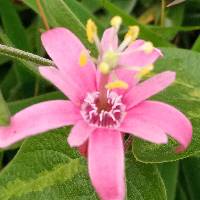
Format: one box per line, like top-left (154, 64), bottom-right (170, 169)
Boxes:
top-left (125, 26), bottom-right (140, 43)
top-left (105, 80), bottom-right (129, 90)
top-left (143, 42), bottom-right (154, 54)
top-left (110, 16), bottom-right (122, 29)
top-left (86, 19), bottom-right (97, 43)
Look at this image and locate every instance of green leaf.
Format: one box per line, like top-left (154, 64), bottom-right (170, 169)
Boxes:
top-left (62, 0), bottom-right (104, 32)
top-left (181, 157), bottom-right (200, 200)
top-left (158, 162), bottom-right (179, 200)
top-left (149, 26), bottom-right (200, 41)
top-left (175, 184), bottom-right (188, 200)
top-left (24, 0), bottom-right (96, 54)
top-left (8, 91), bottom-right (65, 114)
top-left (0, 129), bottom-right (97, 200)
top-left (0, 90), bottom-right (10, 125)
top-left (192, 35), bottom-right (200, 52)
top-left (111, 0), bottom-right (137, 13)
top-left (0, 0), bottom-right (30, 51)
top-left (81, 0), bottom-right (103, 12)
top-left (101, 0), bottom-right (173, 47)
top-left (126, 153), bottom-right (167, 200)
top-left (132, 47), bottom-right (200, 163)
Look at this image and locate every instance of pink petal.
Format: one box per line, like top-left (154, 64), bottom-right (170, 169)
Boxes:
top-left (39, 66), bottom-right (86, 105)
top-left (123, 71), bottom-right (176, 109)
top-left (127, 100), bottom-right (192, 150)
top-left (119, 112), bottom-right (168, 144)
top-left (113, 68), bottom-right (139, 95)
top-left (67, 120), bottom-right (95, 147)
top-left (119, 39), bottom-right (162, 67)
top-left (0, 100), bottom-right (81, 148)
top-left (101, 27), bottom-right (118, 53)
top-left (41, 28), bottom-right (96, 93)
top-left (88, 129), bottom-right (125, 200)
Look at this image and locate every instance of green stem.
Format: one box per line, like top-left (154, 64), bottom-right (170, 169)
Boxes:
top-left (0, 44), bottom-right (54, 66)
top-left (160, 0), bottom-right (165, 27)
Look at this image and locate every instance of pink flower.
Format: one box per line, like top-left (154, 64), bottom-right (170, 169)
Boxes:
top-left (0, 21), bottom-right (192, 200)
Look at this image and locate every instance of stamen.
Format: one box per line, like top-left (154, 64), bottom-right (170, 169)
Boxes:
top-left (117, 26), bottom-right (140, 52)
top-left (110, 16), bottom-right (122, 30)
top-left (135, 64), bottom-right (154, 79)
top-left (86, 19), bottom-right (97, 43)
top-left (79, 50), bottom-right (88, 67)
top-left (124, 26), bottom-right (140, 43)
top-left (105, 80), bottom-right (129, 90)
top-left (99, 62), bottom-right (110, 74)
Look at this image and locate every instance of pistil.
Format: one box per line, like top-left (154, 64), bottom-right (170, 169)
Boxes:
top-left (98, 73), bottom-right (110, 108)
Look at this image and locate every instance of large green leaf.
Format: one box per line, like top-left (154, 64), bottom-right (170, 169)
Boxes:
top-left (126, 154), bottom-right (167, 200)
top-left (132, 47), bottom-right (200, 163)
top-left (180, 157), bottom-right (200, 200)
top-left (158, 162), bottom-right (179, 200)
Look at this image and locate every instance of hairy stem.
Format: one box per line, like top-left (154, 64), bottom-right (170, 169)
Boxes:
top-left (0, 44), bottom-right (54, 66)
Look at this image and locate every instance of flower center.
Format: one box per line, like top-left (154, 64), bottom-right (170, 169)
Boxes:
top-left (81, 91), bottom-right (126, 128)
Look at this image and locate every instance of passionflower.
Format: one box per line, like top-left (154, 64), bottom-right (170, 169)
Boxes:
top-left (0, 17), bottom-right (192, 200)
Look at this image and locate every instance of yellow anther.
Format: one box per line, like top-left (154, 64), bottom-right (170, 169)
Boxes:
top-left (105, 80), bottom-right (129, 90)
top-left (142, 42), bottom-right (154, 54)
top-left (86, 19), bottom-right (97, 43)
top-left (125, 26), bottom-right (140, 42)
top-left (99, 62), bottom-right (110, 74)
top-left (110, 16), bottom-right (122, 29)
top-left (136, 64), bottom-right (154, 79)
top-left (79, 51), bottom-right (88, 67)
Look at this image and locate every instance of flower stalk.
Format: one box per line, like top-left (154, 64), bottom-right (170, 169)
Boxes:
top-left (0, 44), bottom-right (54, 66)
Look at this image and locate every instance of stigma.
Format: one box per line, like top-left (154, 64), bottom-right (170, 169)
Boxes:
top-left (81, 91), bottom-right (126, 128)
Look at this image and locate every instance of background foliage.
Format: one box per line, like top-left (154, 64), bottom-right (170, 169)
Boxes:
top-left (0, 0), bottom-right (200, 199)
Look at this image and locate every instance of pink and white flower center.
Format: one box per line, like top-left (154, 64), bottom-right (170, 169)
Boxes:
top-left (81, 91), bottom-right (126, 128)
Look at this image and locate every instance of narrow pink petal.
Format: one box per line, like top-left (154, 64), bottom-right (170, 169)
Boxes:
top-left (101, 27), bottom-right (118, 53)
top-left (113, 68), bottom-right (139, 95)
top-left (89, 129), bottom-right (125, 200)
top-left (39, 66), bottom-right (86, 105)
top-left (0, 100), bottom-right (81, 148)
top-left (123, 71), bottom-right (176, 109)
top-left (119, 112), bottom-right (168, 144)
top-left (127, 100), bottom-right (192, 150)
top-left (119, 39), bottom-right (162, 67)
top-left (41, 28), bottom-right (96, 93)
top-left (67, 120), bottom-right (95, 147)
